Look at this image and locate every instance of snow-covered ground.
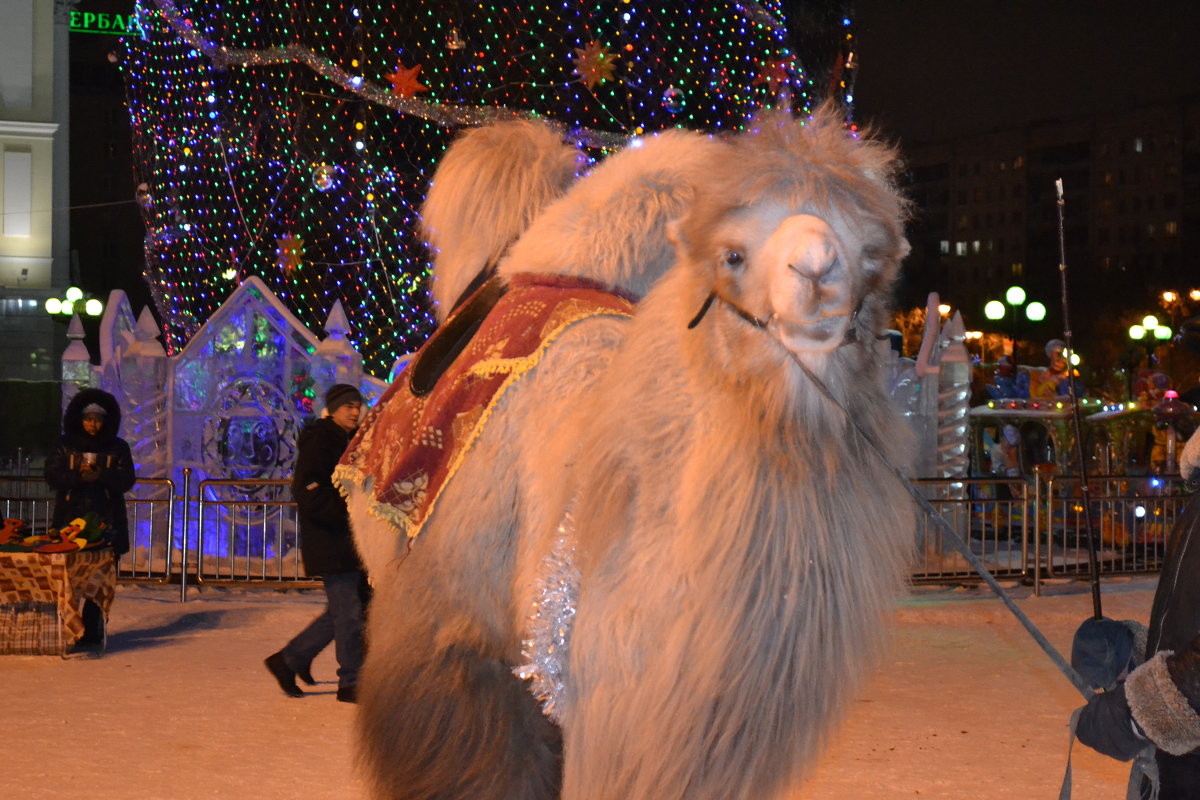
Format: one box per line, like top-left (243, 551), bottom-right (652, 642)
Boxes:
top-left (0, 577), bottom-right (1153, 799)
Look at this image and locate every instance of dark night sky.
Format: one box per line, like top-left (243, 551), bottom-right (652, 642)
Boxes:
top-left (852, 0), bottom-right (1200, 145)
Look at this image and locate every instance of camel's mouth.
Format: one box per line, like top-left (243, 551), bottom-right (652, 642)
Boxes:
top-left (773, 313), bottom-right (851, 352)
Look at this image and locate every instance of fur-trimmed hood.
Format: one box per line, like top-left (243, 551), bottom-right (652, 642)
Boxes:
top-left (61, 388), bottom-right (123, 450)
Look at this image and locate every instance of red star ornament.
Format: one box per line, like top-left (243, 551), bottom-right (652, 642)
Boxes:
top-left (276, 234), bottom-right (304, 276)
top-left (387, 62), bottom-right (428, 97)
top-left (572, 40), bottom-right (618, 90)
top-left (751, 56), bottom-right (794, 95)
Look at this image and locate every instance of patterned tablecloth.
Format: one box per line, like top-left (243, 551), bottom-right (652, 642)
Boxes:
top-left (0, 548), bottom-right (116, 650)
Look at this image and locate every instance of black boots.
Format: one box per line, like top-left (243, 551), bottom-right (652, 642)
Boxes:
top-left (264, 652), bottom-right (304, 698)
top-left (336, 685), bottom-right (357, 703)
top-left (295, 663), bottom-right (317, 686)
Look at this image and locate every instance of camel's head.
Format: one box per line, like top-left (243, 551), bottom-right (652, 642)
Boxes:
top-left (673, 106), bottom-right (909, 362)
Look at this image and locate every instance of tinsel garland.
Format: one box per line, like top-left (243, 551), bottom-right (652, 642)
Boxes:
top-left (513, 511), bottom-right (580, 724)
top-left (148, 0), bottom-right (631, 150)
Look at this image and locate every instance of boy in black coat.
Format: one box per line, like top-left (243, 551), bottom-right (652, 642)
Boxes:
top-left (265, 384), bottom-right (369, 703)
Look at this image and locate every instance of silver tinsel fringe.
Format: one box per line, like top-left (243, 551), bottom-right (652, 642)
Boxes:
top-left (513, 511), bottom-right (579, 724)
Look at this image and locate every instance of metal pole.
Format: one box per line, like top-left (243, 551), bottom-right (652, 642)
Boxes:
top-left (179, 467), bottom-right (190, 602)
top-left (1055, 178), bottom-right (1103, 620)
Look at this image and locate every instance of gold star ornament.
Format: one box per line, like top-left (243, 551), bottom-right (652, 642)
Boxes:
top-left (276, 234), bottom-right (304, 276)
top-left (572, 40), bottom-right (618, 90)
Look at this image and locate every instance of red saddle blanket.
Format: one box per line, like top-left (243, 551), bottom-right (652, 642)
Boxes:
top-left (335, 273), bottom-right (634, 541)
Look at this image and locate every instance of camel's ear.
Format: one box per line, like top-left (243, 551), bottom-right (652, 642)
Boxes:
top-left (861, 227), bottom-right (909, 279)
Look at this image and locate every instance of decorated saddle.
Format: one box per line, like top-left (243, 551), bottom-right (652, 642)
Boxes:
top-left (334, 272), bottom-right (634, 541)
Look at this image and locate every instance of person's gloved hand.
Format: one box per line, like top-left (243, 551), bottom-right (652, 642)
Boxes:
top-left (1126, 633), bottom-right (1200, 755)
top-left (1071, 616), bottom-right (1144, 691)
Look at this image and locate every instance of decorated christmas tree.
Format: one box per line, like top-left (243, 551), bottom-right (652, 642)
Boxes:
top-left (120, 0), bottom-right (855, 375)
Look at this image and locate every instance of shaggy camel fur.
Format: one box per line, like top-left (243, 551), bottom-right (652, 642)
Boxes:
top-left (346, 107), bottom-right (916, 800)
top-left (341, 125), bottom-right (727, 799)
top-left (419, 120), bottom-right (583, 320)
top-left (535, 108), bottom-right (917, 800)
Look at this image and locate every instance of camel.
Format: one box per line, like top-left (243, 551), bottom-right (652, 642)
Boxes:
top-left (336, 121), bottom-right (728, 798)
top-left (339, 106), bottom-right (916, 800)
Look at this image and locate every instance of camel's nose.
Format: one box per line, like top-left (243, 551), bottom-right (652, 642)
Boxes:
top-left (787, 236), bottom-right (838, 284)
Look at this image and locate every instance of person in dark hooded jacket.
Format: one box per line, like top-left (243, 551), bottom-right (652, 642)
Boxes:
top-left (1073, 431), bottom-right (1200, 798)
top-left (45, 388), bottom-right (136, 556)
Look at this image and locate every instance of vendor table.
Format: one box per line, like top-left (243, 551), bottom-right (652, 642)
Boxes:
top-left (0, 548), bottom-right (116, 655)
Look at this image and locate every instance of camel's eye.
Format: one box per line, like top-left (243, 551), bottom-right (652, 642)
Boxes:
top-left (723, 250), bottom-right (744, 269)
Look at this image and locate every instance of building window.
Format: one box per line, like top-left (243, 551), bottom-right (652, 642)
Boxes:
top-left (1134, 137), bottom-right (1144, 153)
top-left (2, 148), bottom-right (33, 238)
top-left (955, 242), bottom-right (968, 257)
top-left (1166, 221), bottom-right (1178, 236)
top-left (939, 240), bottom-right (950, 254)
top-left (1011, 262), bottom-right (1024, 278)
top-left (972, 240), bottom-right (982, 254)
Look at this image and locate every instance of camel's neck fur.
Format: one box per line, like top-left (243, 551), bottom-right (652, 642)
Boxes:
top-left (558, 214), bottom-right (914, 800)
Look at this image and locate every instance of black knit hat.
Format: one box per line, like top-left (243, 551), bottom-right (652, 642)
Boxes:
top-left (325, 383), bottom-right (364, 413)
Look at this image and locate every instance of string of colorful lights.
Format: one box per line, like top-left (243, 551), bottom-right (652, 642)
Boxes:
top-left (120, 0), bottom-right (854, 375)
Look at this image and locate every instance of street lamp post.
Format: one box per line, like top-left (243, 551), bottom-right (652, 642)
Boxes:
top-left (44, 286), bottom-right (104, 318)
top-left (1128, 314), bottom-right (1173, 398)
top-left (983, 284), bottom-right (1045, 361)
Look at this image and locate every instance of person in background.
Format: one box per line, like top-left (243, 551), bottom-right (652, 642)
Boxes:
top-left (1073, 431), bottom-right (1200, 798)
top-left (989, 424), bottom-right (1021, 501)
top-left (990, 424), bottom-right (1021, 479)
top-left (1029, 338), bottom-right (1079, 399)
top-left (265, 383), bottom-right (369, 703)
top-left (44, 388), bottom-right (136, 645)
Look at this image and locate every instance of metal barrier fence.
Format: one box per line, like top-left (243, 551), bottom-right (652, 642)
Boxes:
top-left (0, 476), bottom-right (179, 585)
top-left (911, 473), bottom-right (1193, 595)
top-left (0, 474), bottom-right (316, 599)
top-left (193, 478), bottom-right (310, 586)
top-left (2, 472), bottom-right (1194, 600)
